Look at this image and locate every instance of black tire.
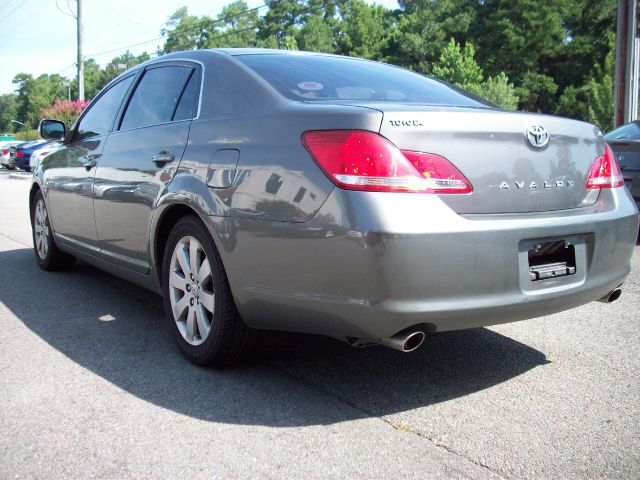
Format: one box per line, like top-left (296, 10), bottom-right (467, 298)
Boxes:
top-left (162, 215), bottom-right (256, 367)
top-left (31, 190), bottom-right (76, 271)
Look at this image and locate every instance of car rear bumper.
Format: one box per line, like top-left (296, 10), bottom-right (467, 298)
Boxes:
top-left (8, 156), bottom-right (29, 171)
top-left (622, 171), bottom-right (640, 208)
top-left (215, 187), bottom-right (639, 340)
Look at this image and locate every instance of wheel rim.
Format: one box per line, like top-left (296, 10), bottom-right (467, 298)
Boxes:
top-left (34, 198), bottom-right (50, 260)
top-left (169, 236), bottom-right (215, 346)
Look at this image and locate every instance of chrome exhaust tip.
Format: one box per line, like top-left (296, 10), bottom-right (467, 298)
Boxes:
top-left (597, 287), bottom-right (622, 303)
top-left (379, 329), bottom-right (426, 353)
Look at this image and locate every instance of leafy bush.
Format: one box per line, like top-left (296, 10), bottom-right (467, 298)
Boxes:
top-left (432, 39), bottom-right (519, 110)
top-left (15, 130), bottom-right (39, 141)
top-left (39, 99), bottom-right (89, 129)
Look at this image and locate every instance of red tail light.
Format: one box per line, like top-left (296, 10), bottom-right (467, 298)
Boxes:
top-left (16, 151), bottom-right (25, 158)
top-left (301, 130), bottom-right (472, 194)
top-left (586, 144), bottom-right (624, 189)
top-left (1, 149), bottom-right (8, 155)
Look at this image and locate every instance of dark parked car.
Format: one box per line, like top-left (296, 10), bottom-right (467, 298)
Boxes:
top-left (605, 120), bottom-right (640, 208)
top-left (8, 140), bottom-right (59, 171)
top-left (32, 49), bottom-right (639, 366)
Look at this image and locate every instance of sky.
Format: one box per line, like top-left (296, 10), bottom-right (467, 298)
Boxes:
top-left (0, 0), bottom-right (399, 96)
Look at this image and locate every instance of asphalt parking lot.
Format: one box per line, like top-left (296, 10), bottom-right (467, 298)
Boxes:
top-left (0, 169), bottom-right (638, 479)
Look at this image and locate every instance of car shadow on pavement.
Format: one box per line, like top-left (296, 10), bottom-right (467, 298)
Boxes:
top-left (0, 247), bottom-right (549, 427)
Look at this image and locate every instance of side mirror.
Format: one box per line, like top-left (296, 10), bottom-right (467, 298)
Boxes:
top-left (39, 119), bottom-right (66, 141)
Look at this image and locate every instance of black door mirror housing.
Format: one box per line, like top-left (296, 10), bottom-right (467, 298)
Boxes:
top-left (39, 119), bottom-right (66, 141)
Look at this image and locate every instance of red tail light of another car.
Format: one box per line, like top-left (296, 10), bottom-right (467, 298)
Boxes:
top-left (586, 144), bottom-right (624, 189)
top-left (302, 130), bottom-right (472, 194)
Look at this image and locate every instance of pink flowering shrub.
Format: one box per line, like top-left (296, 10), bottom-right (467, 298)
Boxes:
top-left (40, 99), bottom-right (90, 128)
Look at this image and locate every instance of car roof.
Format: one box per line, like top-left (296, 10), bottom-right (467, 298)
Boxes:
top-left (211, 48), bottom-right (340, 57)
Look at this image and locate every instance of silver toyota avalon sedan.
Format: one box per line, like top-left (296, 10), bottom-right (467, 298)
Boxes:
top-left (32, 49), bottom-right (639, 366)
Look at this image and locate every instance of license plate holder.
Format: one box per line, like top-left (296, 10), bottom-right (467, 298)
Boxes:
top-left (527, 240), bottom-right (576, 281)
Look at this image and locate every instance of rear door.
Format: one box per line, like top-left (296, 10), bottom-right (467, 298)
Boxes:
top-left (92, 62), bottom-right (200, 273)
top-left (44, 74), bottom-right (135, 251)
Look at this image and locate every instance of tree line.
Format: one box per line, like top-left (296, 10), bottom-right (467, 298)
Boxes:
top-left (0, 0), bottom-right (619, 135)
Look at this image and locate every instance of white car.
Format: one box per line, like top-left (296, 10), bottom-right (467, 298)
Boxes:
top-left (0, 141), bottom-right (24, 169)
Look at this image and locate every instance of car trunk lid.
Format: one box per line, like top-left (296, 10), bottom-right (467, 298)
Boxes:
top-left (371, 105), bottom-right (602, 214)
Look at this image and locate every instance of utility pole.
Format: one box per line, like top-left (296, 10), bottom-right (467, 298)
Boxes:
top-left (77, 0), bottom-right (84, 101)
top-left (614, 0), bottom-right (638, 127)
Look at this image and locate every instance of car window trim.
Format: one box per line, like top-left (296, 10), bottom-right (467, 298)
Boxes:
top-left (171, 68), bottom-right (197, 121)
top-left (116, 60), bottom-right (203, 133)
top-left (70, 72), bottom-right (138, 143)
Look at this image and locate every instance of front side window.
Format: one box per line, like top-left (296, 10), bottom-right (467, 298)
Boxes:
top-left (120, 66), bottom-right (194, 130)
top-left (76, 75), bottom-right (134, 140)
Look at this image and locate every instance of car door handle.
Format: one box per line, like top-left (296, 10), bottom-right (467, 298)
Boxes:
top-left (152, 150), bottom-right (175, 166)
top-left (82, 154), bottom-right (100, 170)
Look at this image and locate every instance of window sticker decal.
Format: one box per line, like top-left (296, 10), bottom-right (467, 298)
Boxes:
top-left (297, 81), bottom-right (324, 91)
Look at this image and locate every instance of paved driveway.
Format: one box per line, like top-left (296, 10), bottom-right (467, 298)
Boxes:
top-left (0, 173), bottom-right (638, 479)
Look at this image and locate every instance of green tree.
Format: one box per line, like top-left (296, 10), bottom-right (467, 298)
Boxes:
top-left (431, 39), bottom-right (518, 110)
top-left (0, 94), bottom-right (18, 133)
top-left (297, 14), bottom-right (334, 52)
top-left (13, 73), bottom-right (67, 129)
top-left (555, 85), bottom-right (589, 121)
top-left (584, 45), bottom-right (615, 131)
top-left (258, 0), bottom-right (337, 48)
top-left (517, 72), bottom-right (558, 112)
top-left (470, 0), bottom-right (567, 83)
top-left (162, 7), bottom-right (209, 53)
top-left (100, 51), bottom-right (151, 87)
top-left (336, 0), bottom-right (390, 59)
top-left (552, 0), bottom-right (616, 95)
top-left (480, 73), bottom-right (519, 110)
top-left (387, 0), bottom-right (475, 73)
top-left (206, 1), bottom-right (260, 47)
top-left (431, 38), bottom-right (483, 93)
top-left (67, 58), bottom-right (103, 100)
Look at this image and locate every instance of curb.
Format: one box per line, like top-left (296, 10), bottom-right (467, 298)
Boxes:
top-left (8, 173), bottom-right (31, 180)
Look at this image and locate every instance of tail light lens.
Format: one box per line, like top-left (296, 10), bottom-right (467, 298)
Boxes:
top-left (16, 151), bottom-right (25, 158)
top-left (1, 149), bottom-right (7, 155)
top-left (586, 144), bottom-right (624, 189)
top-left (301, 130), bottom-right (472, 194)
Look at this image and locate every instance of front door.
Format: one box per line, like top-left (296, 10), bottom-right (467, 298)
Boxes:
top-left (44, 74), bottom-right (135, 253)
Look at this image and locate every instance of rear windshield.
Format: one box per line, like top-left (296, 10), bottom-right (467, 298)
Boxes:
top-left (235, 54), bottom-right (492, 108)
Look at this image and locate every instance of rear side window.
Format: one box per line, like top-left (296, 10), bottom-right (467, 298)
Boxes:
top-left (173, 71), bottom-right (199, 121)
top-left (76, 75), bottom-right (134, 140)
top-left (120, 66), bottom-right (194, 130)
top-left (236, 54), bottom-right (491, 108)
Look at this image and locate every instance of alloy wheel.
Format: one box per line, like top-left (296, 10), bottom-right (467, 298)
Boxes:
top-left (168, 236), bottom-right (215, 346)
top-left (34, 198), bottom-right (50, 260)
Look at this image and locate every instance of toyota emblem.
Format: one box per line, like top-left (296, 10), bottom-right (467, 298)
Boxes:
top-left (526, 125), bottom-right (550, 148)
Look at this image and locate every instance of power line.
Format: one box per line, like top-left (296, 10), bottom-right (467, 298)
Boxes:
top-left (52, 0), bottom-right (344, 80)
top-left (0, 0), bottom-right (50, 38)
top-left (56, 0), bottom-right (76, 18)
top-left (85, 1), bottom-right (270, 58)
top-left (0, 0), bottom-right (21, 15)
top-left (1, 0), bottom-right (25, 21)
